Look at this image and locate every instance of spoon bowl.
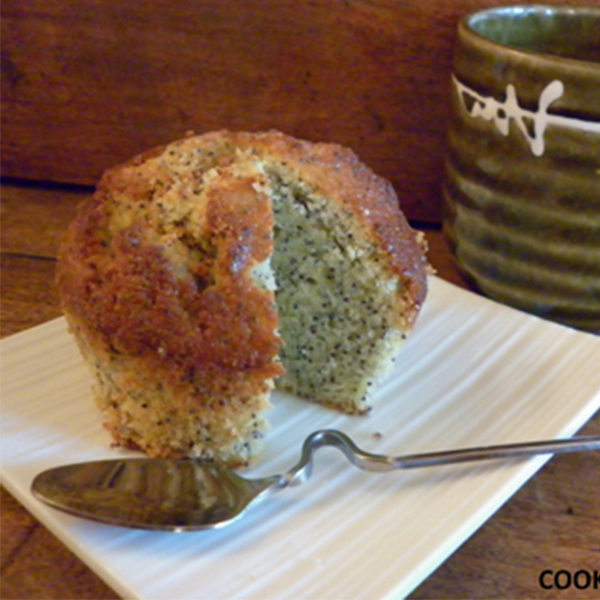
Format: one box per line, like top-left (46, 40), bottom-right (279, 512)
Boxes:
top-left (32, 458), bottom-right (283, 531)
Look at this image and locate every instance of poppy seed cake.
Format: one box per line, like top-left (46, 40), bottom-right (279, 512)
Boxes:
top-left (57, 130), bottom-right (428, 466)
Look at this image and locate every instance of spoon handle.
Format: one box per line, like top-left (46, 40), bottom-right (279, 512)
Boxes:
top-left (387, 435), bottom-right (600, 470)
top-left (284, 430), bottom-right (600, 484)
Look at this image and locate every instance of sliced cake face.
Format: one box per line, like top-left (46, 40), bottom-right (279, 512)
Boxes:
top-left (268, 173), bottom-right (409, 413)
top-left (57, 130), bottom-right (428, 466)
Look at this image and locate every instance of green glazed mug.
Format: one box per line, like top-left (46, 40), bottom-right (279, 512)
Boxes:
top-left (443, 5), bottom-right (600, 332)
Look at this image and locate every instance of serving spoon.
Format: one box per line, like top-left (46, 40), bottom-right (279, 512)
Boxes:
top-left (32, 429), bottom-right (600, 531)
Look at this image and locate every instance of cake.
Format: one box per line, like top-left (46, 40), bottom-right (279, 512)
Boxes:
top-left (56, 130), bottom-right (428, 466)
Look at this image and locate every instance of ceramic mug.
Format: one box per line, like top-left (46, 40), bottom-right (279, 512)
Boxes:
top-left (443, 5), bottom-right (600, 332)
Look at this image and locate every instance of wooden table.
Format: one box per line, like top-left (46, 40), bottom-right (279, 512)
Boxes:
top-left (1, 181), bottom-right (599, 599)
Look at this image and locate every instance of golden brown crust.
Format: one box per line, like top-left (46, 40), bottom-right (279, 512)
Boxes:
top-left (57, 155), bottom-right (284, 463)
top-left (57, 166), bottom-right (283, 399)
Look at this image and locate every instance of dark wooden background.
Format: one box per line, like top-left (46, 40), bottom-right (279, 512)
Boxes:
top-left (4, 0), bottom-right (599, 222)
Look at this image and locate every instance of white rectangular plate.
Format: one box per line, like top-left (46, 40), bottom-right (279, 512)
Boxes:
top-left (2, 277), bottom-right (600, 600)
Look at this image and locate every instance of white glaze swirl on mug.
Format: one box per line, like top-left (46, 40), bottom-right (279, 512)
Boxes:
top-left (453, 75), bottom-right (600, 157)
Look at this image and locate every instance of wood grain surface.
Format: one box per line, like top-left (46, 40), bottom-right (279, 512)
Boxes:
top-left (4, 0), bottom-right (599, 222)
top-left (1, 182), bottom-right (599, 599)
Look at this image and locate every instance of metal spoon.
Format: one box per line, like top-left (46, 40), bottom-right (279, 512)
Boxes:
top-left (31, 429), bottom-right (600, 531)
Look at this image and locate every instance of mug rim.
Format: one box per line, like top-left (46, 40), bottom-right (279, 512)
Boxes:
top-left (460, 4), bottom-right (600, 69)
